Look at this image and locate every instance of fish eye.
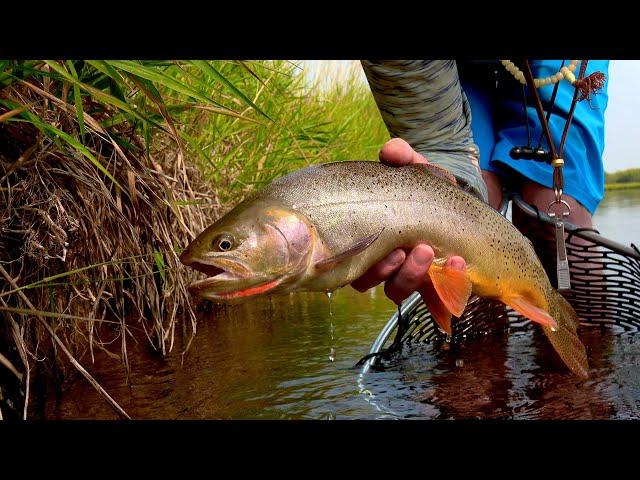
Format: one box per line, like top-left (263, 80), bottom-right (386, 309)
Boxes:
top-left (213, 233), bottom-right (235, 252)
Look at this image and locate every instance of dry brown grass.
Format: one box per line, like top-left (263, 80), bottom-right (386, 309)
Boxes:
top-left (0, 68), bottom-right (215, 419)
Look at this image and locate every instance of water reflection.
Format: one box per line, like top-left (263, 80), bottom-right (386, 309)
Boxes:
top-left (359, 327), bottom-right (637, 420)
top-left (595, 188), bottom-right (640, 246)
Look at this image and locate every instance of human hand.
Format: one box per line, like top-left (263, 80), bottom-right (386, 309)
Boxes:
top-left (350, 138), bottom-right (467, 316)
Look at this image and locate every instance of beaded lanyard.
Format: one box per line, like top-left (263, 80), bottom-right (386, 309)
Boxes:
top-left (500, 59), bottom-right (606, 291)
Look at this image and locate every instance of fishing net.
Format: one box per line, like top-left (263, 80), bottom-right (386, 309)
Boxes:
top-left (361, 194), bottom-right (640, 368)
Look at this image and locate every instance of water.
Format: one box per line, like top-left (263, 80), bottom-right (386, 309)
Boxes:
top-left (47, 189), bottom-right (640, 419)
top-left (593, 188), bottom-right (640, 247)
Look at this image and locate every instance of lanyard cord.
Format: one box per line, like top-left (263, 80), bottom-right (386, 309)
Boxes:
top-left (520, 60), bottom-right (589, 205)
top-left (559, 61), bottom-right (589, 157)
top-left (535, 60), bottom-right (565, 150)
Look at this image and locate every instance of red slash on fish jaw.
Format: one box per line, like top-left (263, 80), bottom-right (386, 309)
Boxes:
top-left (213, 278), bottom-right (282, 300)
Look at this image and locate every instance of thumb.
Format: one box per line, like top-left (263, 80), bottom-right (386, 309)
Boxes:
top-left (379, 138), bottom-right (428, 167)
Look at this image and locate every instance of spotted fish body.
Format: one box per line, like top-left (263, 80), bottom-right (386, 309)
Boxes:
top-left (181, 161), bottom-right (588, 377)
top-left (263, 162), bottom-right (536, 292)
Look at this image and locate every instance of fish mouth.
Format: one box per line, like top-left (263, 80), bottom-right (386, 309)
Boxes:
top-left (184, 256), bottom-right (282, 302)
top-left (181, 253), bottom-right (251, 277)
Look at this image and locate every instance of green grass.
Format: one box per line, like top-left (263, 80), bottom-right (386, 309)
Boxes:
top-left (162, 60), bottom-right (389, 206)
top-left (605, 181), bottom-right (640, 191)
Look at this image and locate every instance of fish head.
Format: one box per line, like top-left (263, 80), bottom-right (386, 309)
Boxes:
top-left (180, 200), bottom-right (316, 303)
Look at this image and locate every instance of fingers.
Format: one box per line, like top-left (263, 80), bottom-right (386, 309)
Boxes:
top-left (384, 244), bottom-right (434, 304)
top-left (445, 255), bottom-right (465, 271)
top-left (384, 250), bottom-right (465, 307)
top-left (351, 249), bottom-right (406, 292)
top-left (379, 138), bottom-right (429, 167)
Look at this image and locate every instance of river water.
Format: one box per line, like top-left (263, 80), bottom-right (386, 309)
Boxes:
top-left (47, 189), bottom-right (640, 419)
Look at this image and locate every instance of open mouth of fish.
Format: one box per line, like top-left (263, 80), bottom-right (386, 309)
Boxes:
top-left (186, 258), bottom-right (281, 300)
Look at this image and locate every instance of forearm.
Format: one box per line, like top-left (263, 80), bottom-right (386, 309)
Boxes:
top-left (361, 60), bottom-right (488, 202)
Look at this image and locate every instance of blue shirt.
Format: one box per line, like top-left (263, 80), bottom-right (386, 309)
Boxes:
top-left (463, 60), bottom-right (609, 214)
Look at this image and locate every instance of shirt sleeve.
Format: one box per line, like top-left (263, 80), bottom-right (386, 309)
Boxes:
top-left (361, 60), bottom-right (488, 202)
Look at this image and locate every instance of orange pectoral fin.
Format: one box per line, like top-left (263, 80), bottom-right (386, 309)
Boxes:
top-left (427, 262), bottom-right (472, 318)
top-left (424, 293), bottom-right (453, 335)
top-left (420, 280), bottom-right (453, 335)
top-left (501, 295), bottom-right (558, 330)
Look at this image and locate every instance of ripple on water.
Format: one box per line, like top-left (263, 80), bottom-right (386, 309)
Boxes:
top-left (359, 328), bottom-right (640, 419)
top-left (47, 286), bottom-right (640, 419)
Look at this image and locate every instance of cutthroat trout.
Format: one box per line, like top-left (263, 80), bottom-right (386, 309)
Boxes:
top-left (180, 161), bottom-right (589, 378)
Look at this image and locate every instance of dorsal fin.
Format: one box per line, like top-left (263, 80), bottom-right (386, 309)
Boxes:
top-left (415, 163), bottom-right (458, 186)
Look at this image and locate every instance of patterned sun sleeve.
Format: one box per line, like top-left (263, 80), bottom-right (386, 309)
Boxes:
top-left (361, 60), bottom-right (488, 202)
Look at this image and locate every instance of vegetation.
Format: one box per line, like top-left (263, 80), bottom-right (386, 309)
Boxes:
top-left (175, 60), bottom-right (388, 207)
top-left (0, 60), bottom-right (388, 419)
top-left (605, 167), bottom-right (640, 190)
top-left (605, 181), bottom-right (640, 191)
top-left (605, 167), bottom-right (640, 185)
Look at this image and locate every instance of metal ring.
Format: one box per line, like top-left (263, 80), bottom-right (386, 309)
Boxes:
top-left (548, 198), bottom-right (571, 216)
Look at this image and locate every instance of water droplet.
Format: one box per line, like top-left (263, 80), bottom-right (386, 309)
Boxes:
top-left (326, 291), bottom-right (333, 316)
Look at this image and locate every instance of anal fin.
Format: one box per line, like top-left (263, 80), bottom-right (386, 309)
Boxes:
top-left (501, 294), bottom-right (558, 330)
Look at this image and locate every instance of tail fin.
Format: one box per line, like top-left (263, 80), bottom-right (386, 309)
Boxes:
top-left (543, 290), bottom-right (589, 379)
